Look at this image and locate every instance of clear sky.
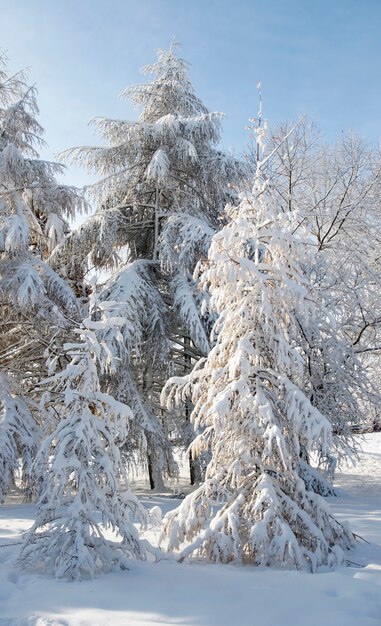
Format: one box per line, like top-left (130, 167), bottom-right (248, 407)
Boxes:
top-left (1, 0), bottom-right (380, 188)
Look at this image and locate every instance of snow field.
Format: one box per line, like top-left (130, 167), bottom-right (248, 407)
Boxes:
top-left (0, 434), bottom-right (380, 626)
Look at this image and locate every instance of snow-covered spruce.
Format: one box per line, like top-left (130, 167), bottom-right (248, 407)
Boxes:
top-left (161, 160), bottom-right (353, 570)
top-left (0, 54), bottom-right (83, 501)
top-left (54, 43), bottom-right (244, 487)
top-left (20, 298), bottom-right (149, 580)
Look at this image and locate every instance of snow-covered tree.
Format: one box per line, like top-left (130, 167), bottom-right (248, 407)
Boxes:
top-left (20, 296), bottom-right (149, 580)
top-left (54, 43), bottom-right (244, 486)
top-left (257, 120), bottom-right (381, 434)
top-left (161, 130), bottom-right (353, 569)
top-left (296, 253), bottom-right (375, 459)
top-left (0, 53), bottom-right (83, 500)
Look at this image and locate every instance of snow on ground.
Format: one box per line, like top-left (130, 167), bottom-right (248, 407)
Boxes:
top-left (0, 435), bottom-right (380, 626)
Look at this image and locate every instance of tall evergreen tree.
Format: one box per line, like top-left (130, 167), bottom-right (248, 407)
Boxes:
top-left (0, 53), bottom-right (83, 500)
top-left (54, 44), bottom-right (244, 487)
top-left (161, 129), bottom-right (353, 569)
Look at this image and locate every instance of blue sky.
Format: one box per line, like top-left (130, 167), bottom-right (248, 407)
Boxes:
top-left (1, 0), bottom-right (380, 188)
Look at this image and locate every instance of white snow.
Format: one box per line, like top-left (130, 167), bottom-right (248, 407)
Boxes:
top-left (1, 434), bottom-right (381, 626)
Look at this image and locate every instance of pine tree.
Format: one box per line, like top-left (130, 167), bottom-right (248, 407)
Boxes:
top-left (0, 53), bottom-right (83, 500)
top-left (161, 128), bottom-right (353, 570)
top-left (20, 295), bottom-right (149, 580)
top-left (54, 43), bottom-right (244, 487)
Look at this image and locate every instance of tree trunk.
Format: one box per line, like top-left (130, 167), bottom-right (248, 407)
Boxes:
top-left (147, 453), bottom-right (155, 490)
top-left (184, 335), bottom-right (203, 485)
top-left (189, 449), bottom-right (202, 485)
top-left (152, 187), bottom-right (160, 261)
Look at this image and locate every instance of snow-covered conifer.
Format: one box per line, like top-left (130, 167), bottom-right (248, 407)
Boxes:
top-left (161, 125), bottom-right (353, 570)
top-left (20, 295), bottom-right (149, 579)
top-left (0, 53), bottom-right (83, 500)
top-left (56, 44), bottom-right (244, 486)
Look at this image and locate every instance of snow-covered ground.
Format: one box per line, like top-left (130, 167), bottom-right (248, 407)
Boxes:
top-left (0, 434), bottom-right (380, 626)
